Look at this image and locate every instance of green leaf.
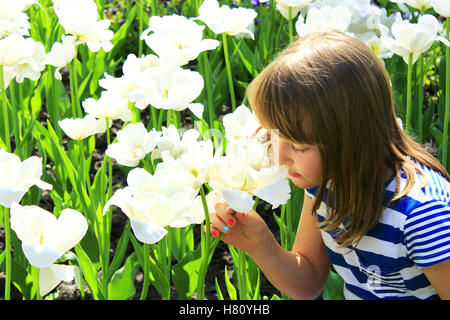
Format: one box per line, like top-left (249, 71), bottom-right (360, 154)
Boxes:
top-left (224, 265), bottom-right (237, 300)
top-left (74, 244), bottom-right (103, 300)
top-left (214, 277), bottom-right (225, 300)
top-left (108, 220), bottom-right (131, 281)
top-left (0, 251), bottom-right (34, 299)
top-left (107, 252), bottom-right (139, 300)
top-left (171, 246), bottom-right (202, 300)
top-left (130, 234), bottom-right (170, 299)
top-left (322, 270), bottom-right (344, 300)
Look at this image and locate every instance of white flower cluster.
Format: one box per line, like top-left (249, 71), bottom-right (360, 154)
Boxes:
top-left (104, 105), bottom-right (290, 245)
top-left (0, 0), bottom-right (115, 90)
top-left (276, 0), bottom-right (450, 63)
top-left (0, 148), bottom-right (88, 296)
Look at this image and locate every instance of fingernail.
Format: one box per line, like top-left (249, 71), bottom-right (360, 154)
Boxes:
top-left (223, 226), bottom-right (229, 232)
top-left (212, 230), bottom-right (219, 237)
top-left (228, 218), bottom-right (234, 226)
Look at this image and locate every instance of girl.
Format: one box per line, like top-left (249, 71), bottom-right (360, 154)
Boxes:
top-left (209, 31), bottom-right (450, 300)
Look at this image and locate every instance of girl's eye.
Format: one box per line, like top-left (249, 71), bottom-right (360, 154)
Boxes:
top-left (290, 144), bottom-right (307, 153)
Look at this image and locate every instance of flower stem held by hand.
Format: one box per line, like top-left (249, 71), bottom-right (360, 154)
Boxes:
top-left (197, 185), bottom-right (212, 300)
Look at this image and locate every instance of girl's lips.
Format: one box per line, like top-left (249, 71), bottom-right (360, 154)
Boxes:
top-left (288, 171), bottom-right (301, 178)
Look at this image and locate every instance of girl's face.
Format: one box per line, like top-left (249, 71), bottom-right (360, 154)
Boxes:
top-left (276, 136), bottom-right (323, 189)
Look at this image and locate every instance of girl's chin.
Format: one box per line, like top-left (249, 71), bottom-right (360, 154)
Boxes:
top-left (290, 176), bottom-right (319, 189)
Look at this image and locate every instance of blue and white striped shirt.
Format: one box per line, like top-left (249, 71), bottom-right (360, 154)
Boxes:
top-left (305, 162), bottom-right (450, 300)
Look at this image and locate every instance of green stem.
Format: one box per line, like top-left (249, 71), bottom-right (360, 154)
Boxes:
top-left (138, 0), bottom-right (144, 57)
top-left (443, 20), bottom-right (450, 168)
top-left (417, 53), bottom-right (424, 143)
top-left (238, 249), bottom-right (247, 300)
top-left (33, 266), bottom-right (41, 300)
top-left (406, 53), bottom-right (413, 135)
top-left (197, 185), bottom-right (211, 300)
top-left (69, 56), bottom-right (81, 118)
top-left (102, 117), bottom-right (113, 298)
top-left (3, 206), bottom-right (11, 300)
top-left (201, 50), bottom-right (215, 125)
top-left (151, 0), bottom-right (157, 16)
top-left (288, 7), bottom-right (293, 44)
top-left (0, 65), bottom-right (11, 151)
top-left (222, 33), bottom-right (237, 112)
top-left (140, 243), bottom-right (150, 300)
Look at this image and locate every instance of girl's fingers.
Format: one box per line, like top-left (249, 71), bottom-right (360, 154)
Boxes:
top-left (210, 210), bottom-right (229, 233)
top-left (214, 202), bottom-right (237, 226)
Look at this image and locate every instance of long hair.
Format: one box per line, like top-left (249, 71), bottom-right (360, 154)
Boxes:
top-left (247, 31), bottom-right (450, 249)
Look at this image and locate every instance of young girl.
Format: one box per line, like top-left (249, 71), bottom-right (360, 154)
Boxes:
top-left (208, 31), bottom-right (450, 300)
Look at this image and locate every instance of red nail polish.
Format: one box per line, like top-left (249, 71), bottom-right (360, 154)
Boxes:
top-left (228, 218), bottom-right (234, 226)
top-left (212, 230), bottom-right (219, 237)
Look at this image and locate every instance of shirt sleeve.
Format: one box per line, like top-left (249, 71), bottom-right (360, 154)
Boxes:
top-left (404, 200), bottom-right (450, 268)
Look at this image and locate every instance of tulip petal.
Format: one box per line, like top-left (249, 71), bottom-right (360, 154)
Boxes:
top-left (45, 208), bottom-right (88, 253)
top-left (221, 189), bottom-right (254, 213)
top-left (39, 264), bottom-right (75, 297)
top-left (22, 242), bottom-right (63, 268)
top-left (188, 103), bottom-right (204, 119)
top-left (254, 179), bottom-right (291, 209)
top-left (130, 218), bottom-right (168, 244)
top-left (0, 188), bottom-right (27, 208)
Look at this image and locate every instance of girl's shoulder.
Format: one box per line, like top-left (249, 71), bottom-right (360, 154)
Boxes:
top-left (387, 161), bottom-right (450, 269)
top-left (387, 161), bottom-right (450, 210)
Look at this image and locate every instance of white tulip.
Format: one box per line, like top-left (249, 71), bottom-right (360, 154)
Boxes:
top-left (0, 12), bottom-right (30, 38)
top-left (53, 0), bottom-right (113, 52)
top-left (222, 105), bottom-right (264, 142)
top-left (0, 149), bottom-right (52, 208)
top-left (98, 54), bottom-right (161, 108)
top-left (156, 137), bottom-right (215, 190)
top-left (104, 167), bottom-right (195, 244)
top-left (13, 39), bottom-right (46, 82)
top-left (295, 5), bottom-right (353, 37)
top-left (39, 264), bottom-right (75, 297)
top-left (431, 0), bottom-right (450, 17)
top-left (45, 35), bottom-right (77, 80)
top-left (275, 0), bottom-right (313, 20)
top-left (0, 0), bottom-right (38, 19)
top-left (0, 34), bottom-right (35, 66)
top-left (0, 34), bottom-right (46, 84)
top-left (390, 0), bottom-right (432, 10)
top-left (151, 124), bottom-right (201, 162)
top-left (82, 91), bottom-right (132, 122)
top-left (105, 122), bottom-right (161, 167)
top-left (10, 203), bottom-right (88, 268)
top-left (58, 114), bottom-right (107, 140)
top-left (359, 31), bottom-right (394, 59)
top-left (128, 63), bottom-right (205, 118)
top-left (205, 105), bottom-right (291, 212)
top-left (170, 190), bottom-right (222, 227)
top-left (207, 140), bottom-right (290, 212)
top-left (380, 14), bottom-right (444, 64)
top-left (194, 0), bottom-right (257, 39)
top-left (140, 14), bottom-right (220, 66)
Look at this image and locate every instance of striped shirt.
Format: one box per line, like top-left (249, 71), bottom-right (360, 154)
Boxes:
top-left (305, 162), bottom-right (450, 300)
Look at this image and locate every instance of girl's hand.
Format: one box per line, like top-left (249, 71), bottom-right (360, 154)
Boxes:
top-left (207, 202), bottom-right (270, 255)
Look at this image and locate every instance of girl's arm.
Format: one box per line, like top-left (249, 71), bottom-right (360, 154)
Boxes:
top-left (422, 258), bottom-right (450, 299)
top-left (249, 193), bottom-right (331, 299)
top-left (210, 193), bottom-right (331, 299)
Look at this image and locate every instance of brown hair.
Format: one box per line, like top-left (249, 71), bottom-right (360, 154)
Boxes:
top-left (247, 31), bottom-right (450, 249)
